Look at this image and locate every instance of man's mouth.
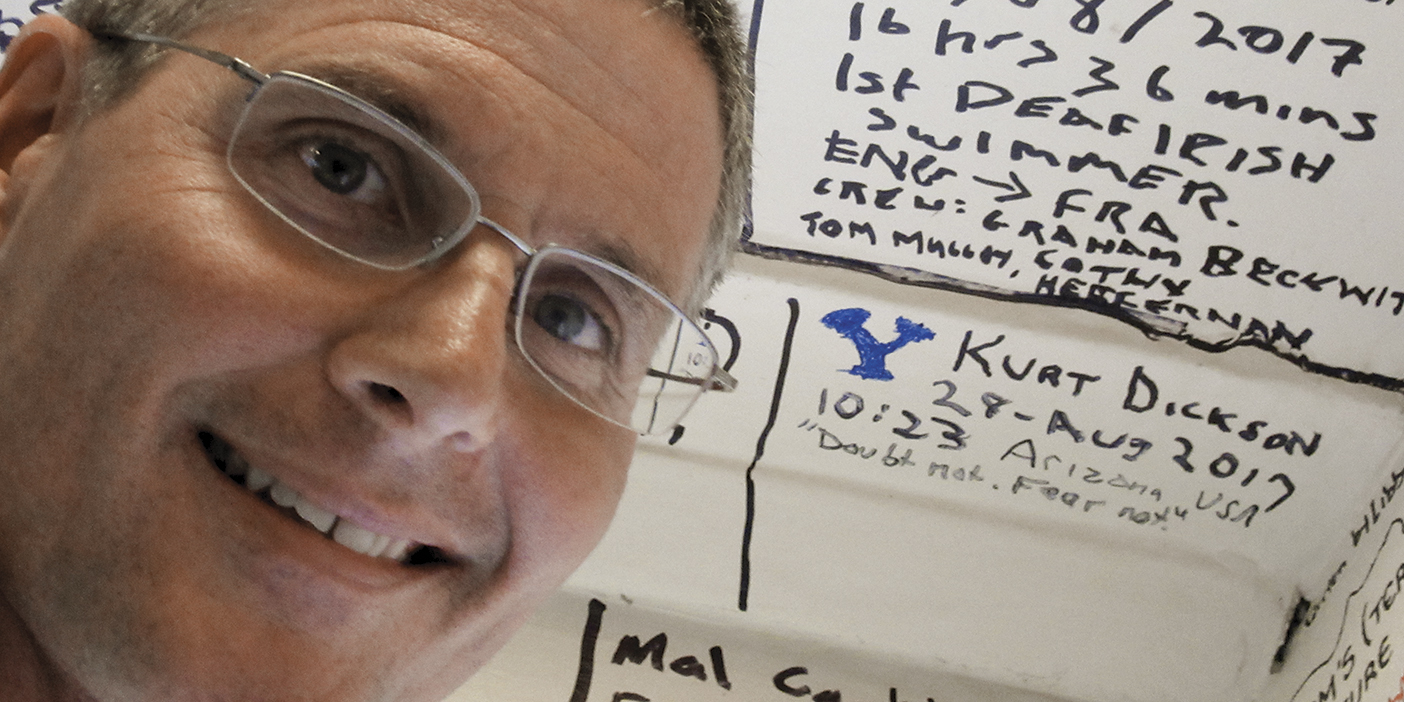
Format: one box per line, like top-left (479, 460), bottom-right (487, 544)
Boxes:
top-left (198, 430), bottom-right (453, 566)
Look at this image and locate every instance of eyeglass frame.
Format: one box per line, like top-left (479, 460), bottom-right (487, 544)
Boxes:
top-left (91, 29), bottom-right (738, 434)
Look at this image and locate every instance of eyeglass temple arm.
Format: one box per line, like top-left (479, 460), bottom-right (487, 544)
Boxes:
top-left (646, 367), bottom-right (738, 393)
top-left (92, 30), bottom-right (270, 86)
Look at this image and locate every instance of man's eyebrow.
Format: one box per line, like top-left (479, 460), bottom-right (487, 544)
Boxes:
top-left (591, 236), bottom-right (675, 300)
top-left (291, 62), bottom-right (443, 145)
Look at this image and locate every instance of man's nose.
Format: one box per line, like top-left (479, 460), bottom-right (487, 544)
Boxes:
top-left (325, 229), bottom-right (519, 454)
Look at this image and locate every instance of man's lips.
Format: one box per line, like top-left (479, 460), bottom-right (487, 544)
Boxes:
top-left (198, 430), bottom-right (454, 566)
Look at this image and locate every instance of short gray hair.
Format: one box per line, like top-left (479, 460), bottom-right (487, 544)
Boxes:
top-left (59, 0), bottom-right (752, 312)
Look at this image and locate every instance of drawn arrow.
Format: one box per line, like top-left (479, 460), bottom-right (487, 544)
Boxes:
top-left (972, 171), bottom-right (1032, 202)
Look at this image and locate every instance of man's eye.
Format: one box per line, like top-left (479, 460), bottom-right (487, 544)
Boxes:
top-left (298, 140), bottom-right (388, 204)
top-left (532, 293), bottom-right (610, 351)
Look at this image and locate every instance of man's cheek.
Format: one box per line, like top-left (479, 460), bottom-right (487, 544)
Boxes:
top-left (519, 435), bottom-right (632, 558)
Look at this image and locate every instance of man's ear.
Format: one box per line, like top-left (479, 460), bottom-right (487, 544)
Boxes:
top-left (0, 14), bottom-right (90, 180)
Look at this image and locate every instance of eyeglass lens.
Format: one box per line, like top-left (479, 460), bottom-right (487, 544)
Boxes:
top-left (516, 249), bottom-right (721, 435)
top-left (226, 73), bottom-right (721, 434)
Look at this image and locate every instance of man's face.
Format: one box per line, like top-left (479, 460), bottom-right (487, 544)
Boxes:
top-left (0, 0), bottom-right (722, 698)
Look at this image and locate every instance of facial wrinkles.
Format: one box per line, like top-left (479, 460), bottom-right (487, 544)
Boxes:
top-left (423, 23), bottom-right (703, 277)
top-left (476, 6), bottom-right (721, 291)
top-left (489, 7), bottom-right (685, 170)
top-left (506, 0), bottom-right (713, 152)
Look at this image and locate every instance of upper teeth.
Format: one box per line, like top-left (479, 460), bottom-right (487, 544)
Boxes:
top-left (211, 435), bottom-right (417, 562)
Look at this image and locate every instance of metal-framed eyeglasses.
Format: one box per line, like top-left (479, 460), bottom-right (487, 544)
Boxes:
top-left (95, 31), bottom-right (736, 436)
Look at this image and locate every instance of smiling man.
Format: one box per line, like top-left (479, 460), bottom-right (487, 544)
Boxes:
top-left (0, 0), bottom-right (748, 699)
